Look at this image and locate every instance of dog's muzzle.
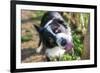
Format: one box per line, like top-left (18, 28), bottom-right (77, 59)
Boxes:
top-left (56, 33), bottom-right (73, 51)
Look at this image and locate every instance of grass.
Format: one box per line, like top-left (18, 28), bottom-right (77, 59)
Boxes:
top-left (21, 33), bottom-right (33, 42)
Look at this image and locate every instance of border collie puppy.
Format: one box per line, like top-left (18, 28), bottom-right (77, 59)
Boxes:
top-left (35, 11), bottom-right (73, 60)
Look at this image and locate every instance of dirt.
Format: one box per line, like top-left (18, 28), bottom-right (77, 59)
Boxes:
top-left (21, 10), bottom-right (47, 63)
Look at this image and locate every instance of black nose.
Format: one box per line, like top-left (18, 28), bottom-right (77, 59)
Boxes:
top-left (61, 38), bottom-right (67, 46)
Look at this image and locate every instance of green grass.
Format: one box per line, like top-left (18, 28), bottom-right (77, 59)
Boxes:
top-left (60, 54), bottom-right (81, 61)
top-left (21, 34), bottom-right (33, 42)
top-left (73, 33), bottom-right (83, 56)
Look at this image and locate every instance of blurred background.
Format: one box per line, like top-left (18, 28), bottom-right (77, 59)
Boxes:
top-left (21, 10), bottom-right (90, 63)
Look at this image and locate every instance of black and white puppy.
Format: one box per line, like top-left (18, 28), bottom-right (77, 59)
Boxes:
top-left (35, 11), bottom-right (73, 60)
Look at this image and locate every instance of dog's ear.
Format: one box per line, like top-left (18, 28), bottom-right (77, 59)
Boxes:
top-left (34, 25), bottom-right (44, 53)
top-left (34, 25), bottom-right (44, 33)
top-left (34, 25), bottom-right (40, 32)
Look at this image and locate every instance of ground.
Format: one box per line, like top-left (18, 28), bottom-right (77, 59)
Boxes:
top-left (21, 10), bottom-right (47, 63)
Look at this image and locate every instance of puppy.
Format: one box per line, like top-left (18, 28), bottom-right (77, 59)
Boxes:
top-left (35, 11), bottom-right (73, 60)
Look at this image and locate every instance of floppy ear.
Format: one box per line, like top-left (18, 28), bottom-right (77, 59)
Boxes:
top-left (34, 25), bottom-right (44, 53)
top-left (34, 25), bottom-right (44, 33)
top-left (34, 25), bottom-right (40, 32)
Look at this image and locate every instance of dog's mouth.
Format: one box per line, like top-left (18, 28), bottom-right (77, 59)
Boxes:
top-left (56, 33), bottom-right (73, 51)
top-left (64, 43), bottom-right (73, 51)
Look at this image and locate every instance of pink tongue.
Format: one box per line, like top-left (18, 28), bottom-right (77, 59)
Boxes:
top-left (64, 43), bottom-right (73, 51)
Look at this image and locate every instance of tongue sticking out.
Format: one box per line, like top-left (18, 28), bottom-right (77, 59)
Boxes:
top-left (64, 43), bottom-right (73, 51)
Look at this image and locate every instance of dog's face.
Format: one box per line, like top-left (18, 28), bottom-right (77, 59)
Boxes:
top-left (40, 12), bottom-right (73, 51)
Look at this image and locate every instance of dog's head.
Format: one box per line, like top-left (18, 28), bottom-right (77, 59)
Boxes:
top-left (36, 11), bottom-right (73, 52)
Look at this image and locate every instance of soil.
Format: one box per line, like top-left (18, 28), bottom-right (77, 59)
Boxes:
top-left (21, 10), bottom-right (47, 63)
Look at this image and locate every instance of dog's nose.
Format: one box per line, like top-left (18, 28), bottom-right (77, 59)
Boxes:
top-left (61, 38), bottom-right (67, 46)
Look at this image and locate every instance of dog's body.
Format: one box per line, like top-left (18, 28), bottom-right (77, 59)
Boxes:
top-left (35, 11), bottom-right (73, 60)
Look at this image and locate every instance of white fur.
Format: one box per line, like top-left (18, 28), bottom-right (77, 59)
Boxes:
top-left (44, 19), bottom-right (54, 28)
top-left (45, 46), bottom-right (65, 58)
top-left (36, 42), bottom-right (43, 53)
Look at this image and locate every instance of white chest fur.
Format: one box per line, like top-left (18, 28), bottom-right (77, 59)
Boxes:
top-left (45, 46), bottom-right (65, 58)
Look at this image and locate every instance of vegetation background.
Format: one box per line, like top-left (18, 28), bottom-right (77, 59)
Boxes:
top-left (21, 10), bottom-right (90, 63)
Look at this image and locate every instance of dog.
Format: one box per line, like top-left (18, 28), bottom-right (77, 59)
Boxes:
top-left (35, 11), bottom-right (73, 61)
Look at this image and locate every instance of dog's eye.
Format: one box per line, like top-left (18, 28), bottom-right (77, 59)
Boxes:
top-left (57, 30), bottom-right (61, 33)
top-left (55, 29), bottom-right (61, 33)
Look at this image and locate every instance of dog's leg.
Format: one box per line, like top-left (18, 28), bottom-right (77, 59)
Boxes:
top-left (36, 42), bottom-right (43, 53)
